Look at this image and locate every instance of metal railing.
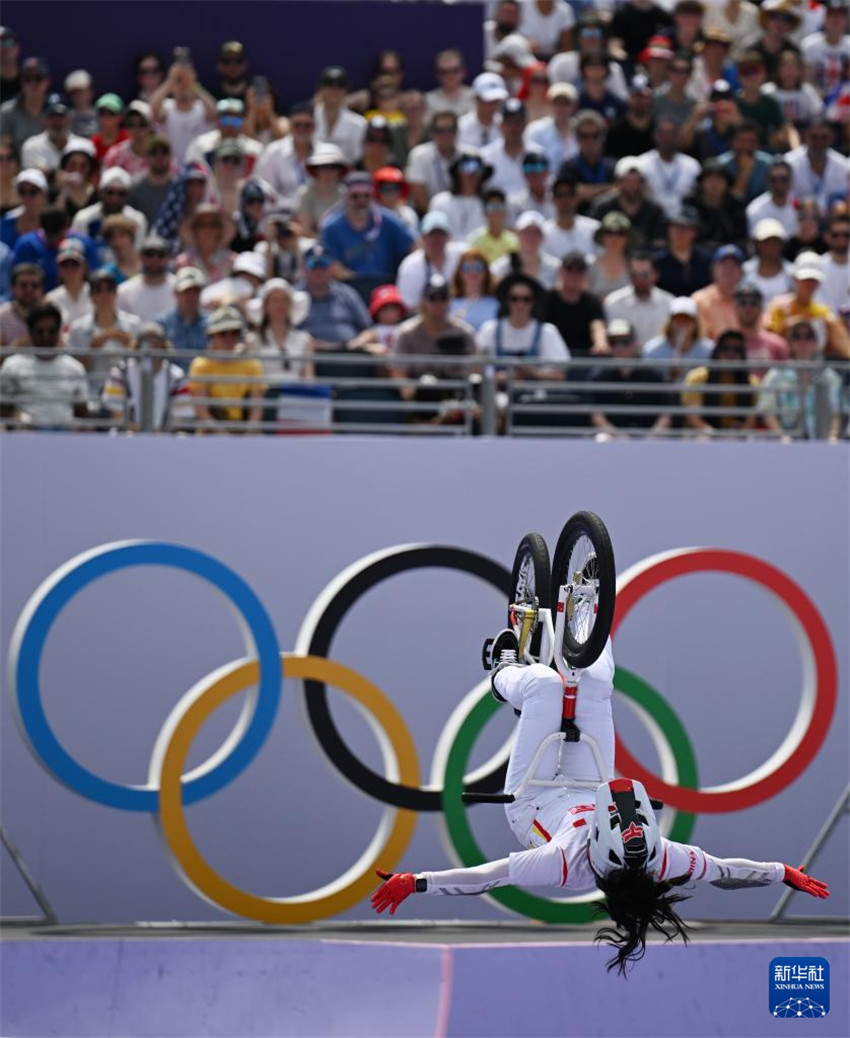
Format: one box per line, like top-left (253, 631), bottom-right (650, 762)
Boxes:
top-left (1, 347), bottom-right (847, 440)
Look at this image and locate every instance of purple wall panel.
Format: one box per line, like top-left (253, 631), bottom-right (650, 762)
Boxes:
top-left (2, 937), bottom-right (847, 1038)
top-left (1, 1), bottom-right (485, 114)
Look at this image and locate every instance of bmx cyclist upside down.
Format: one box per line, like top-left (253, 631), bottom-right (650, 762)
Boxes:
top-left (371, 645), bottom-right (830, 974)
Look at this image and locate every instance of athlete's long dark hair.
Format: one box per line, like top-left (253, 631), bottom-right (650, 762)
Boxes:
top-left (594, 868), bottom-right (692, 976)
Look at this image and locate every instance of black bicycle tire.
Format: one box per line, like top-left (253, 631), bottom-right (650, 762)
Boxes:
top-left (550, 511), bottom-right (615, 669)
top-left (509, 532), bottom-right (551, 658)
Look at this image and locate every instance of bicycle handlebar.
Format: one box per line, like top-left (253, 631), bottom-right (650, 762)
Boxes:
top-left (461, 792), bottom-right (516, 804)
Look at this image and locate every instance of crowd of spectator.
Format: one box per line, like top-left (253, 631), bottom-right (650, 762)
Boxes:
top-left (0, 0), bottom-right (847, 437)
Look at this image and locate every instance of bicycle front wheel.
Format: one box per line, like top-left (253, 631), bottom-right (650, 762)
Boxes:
top-left (509, 532), bottom-right (551, 658)
top-left (550, 511), bottom-right (615, 669)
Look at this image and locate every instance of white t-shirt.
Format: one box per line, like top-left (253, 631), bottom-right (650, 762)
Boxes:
top-left (741, 258), bottom-right (795, 305)
top-left (481, 138), bottom-right (540, 196)
top-left (158, 98), bottom-right (214, 164)
top-left (457, 111), bottom-right (502, 151)
top-left (117, 274), bottom-right (177, 322)
top-left (256, 136), bottom-right (310, 204)
top-left (46, 283), bottom-right (93, 329)
top-left (801, 31), bottom-right (850, 96)
top-left (0, 352), bottom-right (89, 426)
top-left (395, 242), bottom-right (466, 310)
top-left (424, 86), bottom-right (475, 119)
top-left (477, 318), bottom-right (570, 363)
top-left (314, 103), bottom-right (367, 165)
top-left (746, 193), bottom-right (800, 238)
top-left (251, 327), bottom-right (312, 378)
top-left (638, 151), bottom-right (701, 220)
top-left (405, 141), bottom-right (457, 201)
top-left (604, 286), bottom-right (674, 348)
top-left (542, 215), bottom-right (600, 260)
top-left (818, 256), bottom-right (849, 317)
top-left (185, 129), bottom-right (263, 170)
top-left (763, 83), bottom-right (824, 128)
top-left (787, 146), bottom-right (850, 211)
top-left (547, 52), bottom-right (629, 100)
top-left (21, 132), bottom-right (90, 173)
top-left (491, 251), bottom-right (561, 290)
top-left (525, 115), bottom-right (579, 174)
top-left (428, 192), bottom-right (486, 242)
top-left (516, 0), bottom-right (576, 57)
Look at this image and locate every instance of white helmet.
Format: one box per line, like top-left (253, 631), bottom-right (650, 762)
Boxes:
top-left (589, 778), bottom-right (662, 879)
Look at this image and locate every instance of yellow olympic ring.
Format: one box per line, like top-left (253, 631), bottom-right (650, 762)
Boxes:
top-left (156, 654), bottom-right (419, 923)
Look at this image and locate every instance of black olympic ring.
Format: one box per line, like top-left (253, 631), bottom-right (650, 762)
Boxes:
top-left (303, 546), bottom-right (511, 811)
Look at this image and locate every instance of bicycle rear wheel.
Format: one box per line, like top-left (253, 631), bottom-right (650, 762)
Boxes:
top-left (509, 532), bottom-right (551, 659)
top-left (550, 511), bottom-right (615, 669)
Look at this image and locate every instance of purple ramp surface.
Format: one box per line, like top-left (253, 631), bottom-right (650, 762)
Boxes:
top-left (446, 940), bottom-right (849, 1038)
top-left (0, 938), bottom-right (445, 1038)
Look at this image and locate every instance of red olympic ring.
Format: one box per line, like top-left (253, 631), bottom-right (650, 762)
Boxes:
top-left (612, 549), bottom-right (838, 814)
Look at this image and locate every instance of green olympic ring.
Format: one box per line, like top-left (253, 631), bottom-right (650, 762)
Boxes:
top-left (439, 666), bottom-right (699, 923)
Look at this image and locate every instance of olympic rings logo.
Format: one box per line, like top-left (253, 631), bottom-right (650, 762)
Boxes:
top-left (8, 541), bottom-right (837, 925)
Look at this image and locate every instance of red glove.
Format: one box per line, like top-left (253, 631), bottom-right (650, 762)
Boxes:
top-left (783, 865), bottom-right (830, 899)
top-left (371, 869), bottom-right (417, 915)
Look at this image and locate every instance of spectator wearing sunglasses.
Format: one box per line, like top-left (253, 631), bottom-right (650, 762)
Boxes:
top-left (72, 167), bottom-right (147, 257)
top-left (20, 93), bottom-right (89, 174)
top-left (321, 171), bottom-right (415, 281)
top-left (298, 244), bottom-right (372, 352)
top-left (426, 49), bottom-right (474, 119)
top-left (54, 139), bottom-right (98, 221)
top-left (256, 103), bottom-right (315, 206)
top-left (481, 99), bottom-right (540, 197)
top-left (45, 237), bottom-right (91, 328)
top-left (525, 83), bottom-right (579, 175)
top-left (507, 151), bottom-right (555, 226)
top-left (448, 248), bottom-right (499, 330)
top-left (542, 173), bottom-right (599, 261)
top-left (185, 99), bottom-right (261, 174)
top-left (134, 53), bottom-right (164, 104)
top-left (116, 233), bottom-right (176, 322)
top-left (314, 66), bottom-right (367, 166)
top-left (1, 168), bottom-right (47, 250)
top-left (90, 93), bottom-right (127, 163)
top-left (102, 101), bottom-right (157, 178)
top-left (372, 166), bottom-right (417, 234)
top-left (67, 267), bottom-right (141, 375)
top-left (0, 262), bottom-right (44, 345)
top-left (13, 205), bottom-right (97, 291)
top-left (492, 210), bottom-right (561, 291)
top-left (0, 25), bottom-right (21, 101)
top-left (745, 159), bottom-right (799, 240)
top-left (216, 41), bottom-right (249, 103)
top-left (468, 187), bottom-right (519, 265)
top-left (731, 281), bottom-right (789, 381)
top-left (0, 56), bottom-right (50, 152)
top-left (126, 136), bottom-right (176, 228)
top-left (590, 319), bottom-right (671, 437)
top-left (428, 152), bottom-right (491, 242)
top-left (150, 60), bottom-right (217, 167)
top-left (758, 316), bottom-right (844, 440)
top-left (819, 213), bottom-right (850, 318)
top-left (397, 210), bottom-right (466, 310)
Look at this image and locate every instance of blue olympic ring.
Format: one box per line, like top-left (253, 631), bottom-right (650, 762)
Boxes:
top-left (10, 541), bottom-right (281, 812)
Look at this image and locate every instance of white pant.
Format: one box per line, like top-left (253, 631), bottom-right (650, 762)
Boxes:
top-left (491, 641), bottom-right (615, 849)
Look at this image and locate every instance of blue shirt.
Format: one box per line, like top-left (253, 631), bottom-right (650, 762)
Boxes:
top-left (299, 281), bottom-right (371, 344)
top-left (320, 206), bottom-right (414, 279)
top-left (156, 308), bottom-right (209, 366)
top-left (718, 150), bottom-right (773, 204)
top-left (12, 230), bottom-right (99, 291)
top-left (1, 211), bottom-right (24, 251)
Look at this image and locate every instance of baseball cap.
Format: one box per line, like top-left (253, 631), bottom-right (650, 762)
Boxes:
top-left (502, 97), bottom-right (527, 120)
top-left (207, 305), bottom-right (244, 335)
top-left (90, 267), bottom-right (118, 287)
top-left (630, 73), bottom-right (653, 96)
top-left (369, 284), bottom-right (405, 319)
top-left (174, 266), bottom-right (207, 292)
top-left (44, 93), bottom-right (70, 116)
top-left (515, 210), bottom-right (547, 232)
top-left (793, 252), bottom-right (824, 281)
top-left (96, 92), bottom-right (124, 115)
top-left (215, 140), bottom-right (244, 161)
top-left (21, 56), bottom-right (49, 77)
top-left (15, 168), bottom-right (48, 193)
top-left (219, 40), bottom-right (245, 59)
top-left (421, 210), bottom-right (452, 236)
top-left (61, 138), bottom-right (97, 161)
top-left (64, 69), bottom-right (92, 93)
top-left (701, 27), bottom-right (732, 46)
top-left (669, 206), bottom-right (700, 228)
top-left (140, 232), bottom-right (169, 254)
top-left (127, 99), bottom-right (152, 122)
top-left (614, 156), bottom-right (644, 179)
top-left (472, 72), bottom-right (508, 102)
top-left (319, 65), bottom-right (349, 89)
top-left (307, 143), bottom-right (348, 170)
top-left (713, 244), bottom-right (744, 264)
top-left (734, 281), bottom-right (763, 302)
top-left (100, 167), bottom-right (132, 190)
top-left (753, 218), bottom-right (787, 242)
top-left (709, 79), bottom-right (733, 100)
top-left (232, 252), bottom-right (267, 281)
top-left (561, 251), bottom-right (588, 271)
top-left (669, 297), bottom-right (698, 318)
top-left (640, 38), bottom-right (673, 63)
top-left (344, 170), bottom-right (373, 191)
top-left (606, 318), bottom-right (634, 339)
top-left (493, 33), bottom-right (536, 69)
top-left (217, 98), bottom-right (244, 117)
top-left (548, 83), bottom-right (578, 103)
top-left (423, 273), bottom-right (450, 299)
top-left (304, 244), bottom-right (332, 269)
top-left (57, 238), bottom-right (87, 263)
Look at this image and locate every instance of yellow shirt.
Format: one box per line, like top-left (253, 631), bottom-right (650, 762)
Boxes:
top-left (467, 228), bottom-right (520, 265)
top-left (764, 296), bottom-right (850, 360)
top-left (682, 366), bottom-right (757, 429)
top-left (188, 355), bottom-right (265, 423)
